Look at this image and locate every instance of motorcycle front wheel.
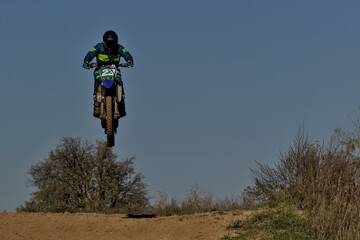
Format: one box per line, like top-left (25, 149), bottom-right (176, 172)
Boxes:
top-left (105, 95), bottom-right (115, 147)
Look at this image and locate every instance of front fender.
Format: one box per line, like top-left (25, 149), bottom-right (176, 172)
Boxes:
top-left (102, 80), bottom-right (114, 88)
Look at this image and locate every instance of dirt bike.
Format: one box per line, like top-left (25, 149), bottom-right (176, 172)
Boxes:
top-left (88, 62), bottom-right (131, 147)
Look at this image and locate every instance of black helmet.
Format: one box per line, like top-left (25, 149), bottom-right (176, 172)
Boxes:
top-left (103, 30), bottom-right (118, 47)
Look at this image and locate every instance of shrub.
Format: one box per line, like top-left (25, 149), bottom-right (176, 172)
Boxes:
top-left (17, 137), bottom-right (148, 213)
top-left (244, 127), bottom-right (360, 239)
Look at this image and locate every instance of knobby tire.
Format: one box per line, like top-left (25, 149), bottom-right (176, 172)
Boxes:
top-left (106, 95), bottom-right (115, 147)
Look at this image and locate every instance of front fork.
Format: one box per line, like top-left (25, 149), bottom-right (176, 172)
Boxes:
top-left (96, 83), bottom-right (123, 119)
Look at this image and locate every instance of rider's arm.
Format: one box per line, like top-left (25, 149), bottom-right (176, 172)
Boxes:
top-left (118, 45), bottom-right (134, 67)
top-left (83, 43), bottom-right (101, 64)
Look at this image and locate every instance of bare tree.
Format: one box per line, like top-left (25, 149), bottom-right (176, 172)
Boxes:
top-left (17, 137), bottom-right (148, 213)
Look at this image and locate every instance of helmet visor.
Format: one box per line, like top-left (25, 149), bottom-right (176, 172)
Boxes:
top-left (105, 39), bottom-right (117, 47)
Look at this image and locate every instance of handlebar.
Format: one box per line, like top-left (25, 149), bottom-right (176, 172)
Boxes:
top-left (87, 62), bottom-right (132, 69)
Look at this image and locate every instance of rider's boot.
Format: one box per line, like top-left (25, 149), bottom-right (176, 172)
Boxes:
top-left (93, 95), bottom-right (100, 117)
top-left (118, 100), bottom-right (126, 118)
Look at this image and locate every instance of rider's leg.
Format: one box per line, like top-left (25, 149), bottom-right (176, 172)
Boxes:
top-left (116, 71), bottom-right (126, 118)
top-left (118, 88), bottom-right (126, 118)
top-left (93, 69), bottom-right (101, 117)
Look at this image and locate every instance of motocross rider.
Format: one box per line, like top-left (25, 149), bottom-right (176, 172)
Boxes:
top-left (82, 30), bottom-right (134, 118)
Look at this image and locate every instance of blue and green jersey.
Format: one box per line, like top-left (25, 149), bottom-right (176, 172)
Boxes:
top-left (84, 43), bottom-right (134, 66)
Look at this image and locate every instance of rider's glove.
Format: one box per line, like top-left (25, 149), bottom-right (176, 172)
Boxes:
top-left (82, 62), bottom-right (90, 69)
top-left (127, 60), bottom-right (134, 68)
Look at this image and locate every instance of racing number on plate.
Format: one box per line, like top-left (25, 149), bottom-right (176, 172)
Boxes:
top-left (101, 68), bottom-right (116, 78)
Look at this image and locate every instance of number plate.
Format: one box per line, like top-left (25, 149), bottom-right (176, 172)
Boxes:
top-left (100, 68), bottom-right (116, 80)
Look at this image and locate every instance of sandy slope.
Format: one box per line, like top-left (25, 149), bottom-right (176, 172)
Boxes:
top-left (0, 210), bottom-right (251, 240)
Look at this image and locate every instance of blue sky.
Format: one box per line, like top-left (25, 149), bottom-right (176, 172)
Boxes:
top-left (1, 0), bottom-right (359, 211)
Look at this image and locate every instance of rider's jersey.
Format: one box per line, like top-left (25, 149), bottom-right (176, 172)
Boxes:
top-left (84, 43), bottom-right (134, 67)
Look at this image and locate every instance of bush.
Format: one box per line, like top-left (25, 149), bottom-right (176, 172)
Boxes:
top-left (243, 127), bottom-right (360, 239)
top-left (17, 137), bottom-right (149, 213)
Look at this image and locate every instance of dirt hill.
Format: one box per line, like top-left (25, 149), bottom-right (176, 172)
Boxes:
top-left (0, 210), bottom-right (251, 240)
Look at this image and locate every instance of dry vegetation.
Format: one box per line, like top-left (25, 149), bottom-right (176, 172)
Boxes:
top-left (241, 125), bottom-right (360, 239)
top-left (153, 186), bottom-right (243, 216)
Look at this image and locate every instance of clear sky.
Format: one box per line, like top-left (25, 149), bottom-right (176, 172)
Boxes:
top-left (1, 0), bottom-right (359, 211)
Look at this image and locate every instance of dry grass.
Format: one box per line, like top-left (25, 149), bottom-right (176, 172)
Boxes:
top-left (243, 126), bottom-right (360, 239)
top-left (153, 186), bottom-right (243, 216)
